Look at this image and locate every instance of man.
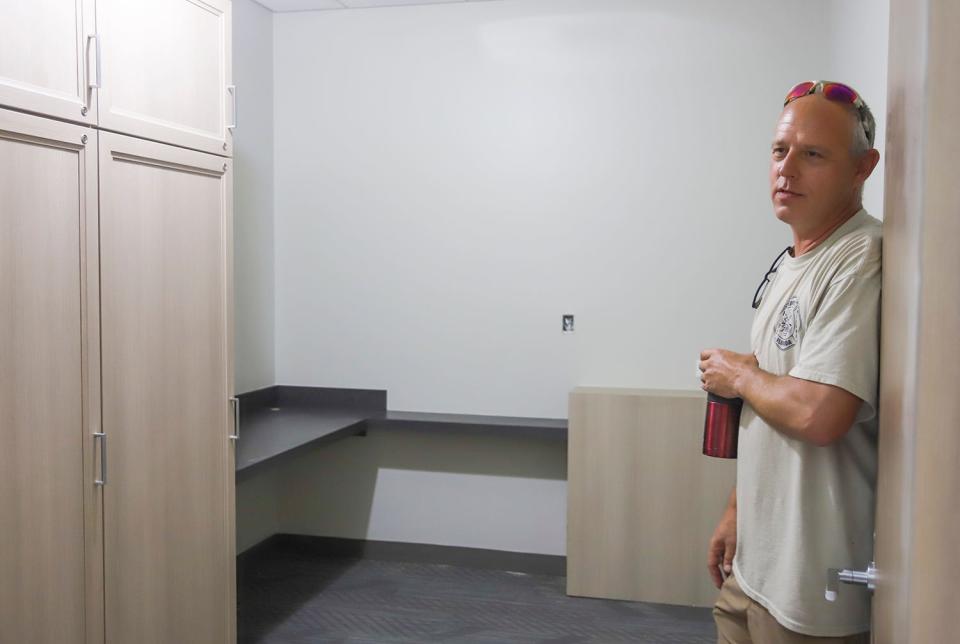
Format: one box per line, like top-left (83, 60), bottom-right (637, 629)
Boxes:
top-left (699, 81), bottom-right (882, 643)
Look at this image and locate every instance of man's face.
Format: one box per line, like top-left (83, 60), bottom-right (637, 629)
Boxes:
top-left (769, 95), bottom-right (870, 228)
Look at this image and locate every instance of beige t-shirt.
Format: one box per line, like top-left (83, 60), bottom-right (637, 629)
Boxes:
top-left (732, 208), bottom-right (881, 637)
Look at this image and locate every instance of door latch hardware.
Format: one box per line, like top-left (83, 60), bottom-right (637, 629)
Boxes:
top-left (825, 562), bottom-right (877, 601)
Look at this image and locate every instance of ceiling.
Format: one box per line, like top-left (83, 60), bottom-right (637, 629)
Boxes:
top-left (258, 0), bottom-right (498, 11)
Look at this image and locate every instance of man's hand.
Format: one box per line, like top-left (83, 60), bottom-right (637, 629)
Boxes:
top-left (701, 348), bottom-right (863, 445)
top-left (707, 501), bottom-right (737, 589)
top-left (699, 349), bottom-right (759, 399)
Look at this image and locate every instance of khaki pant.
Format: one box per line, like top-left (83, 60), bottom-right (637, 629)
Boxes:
top-left (713, 574), bottom-right (870, 644)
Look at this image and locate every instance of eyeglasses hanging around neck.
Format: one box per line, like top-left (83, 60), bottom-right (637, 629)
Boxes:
top-left (752, 246), bottom-right (793, 309)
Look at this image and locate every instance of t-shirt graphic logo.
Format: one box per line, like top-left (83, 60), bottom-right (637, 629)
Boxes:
top-left (774, 296), bottom-right (802, 350)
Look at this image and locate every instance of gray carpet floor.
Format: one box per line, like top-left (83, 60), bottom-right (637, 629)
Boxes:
top-left (238, 540), bottom-right (717, 644)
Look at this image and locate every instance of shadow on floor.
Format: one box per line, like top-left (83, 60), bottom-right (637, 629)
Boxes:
top-left (238, 535), bottom-right (361, 643)
top-left (238, 537), bottom-right (717, 644)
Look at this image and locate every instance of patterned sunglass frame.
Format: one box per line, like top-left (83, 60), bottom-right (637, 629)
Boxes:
top-left (783, 80), bottom-right (873, 147)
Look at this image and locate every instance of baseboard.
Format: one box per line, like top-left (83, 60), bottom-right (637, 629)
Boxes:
top-left (239, 533), bottom-right (566, 577)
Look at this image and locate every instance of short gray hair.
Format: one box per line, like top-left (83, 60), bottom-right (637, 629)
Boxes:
top-left (850, 100), bottom-right (876, 156)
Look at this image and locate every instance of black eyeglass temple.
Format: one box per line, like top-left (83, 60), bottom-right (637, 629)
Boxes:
top-left (751, 246), bottom-right (793, 309)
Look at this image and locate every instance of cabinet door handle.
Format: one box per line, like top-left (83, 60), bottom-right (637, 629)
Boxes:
top-left (227, 85), bottom-right (237, 131)
top-left (94, 432), bottom-right (106, 486)
top-left (229, 397), bottom-right (240, 441)
top-left (87, 34), bottom-right (102, 89)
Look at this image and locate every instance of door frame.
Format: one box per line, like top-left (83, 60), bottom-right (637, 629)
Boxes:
top-left (873, 0), bottom-right (960, 641)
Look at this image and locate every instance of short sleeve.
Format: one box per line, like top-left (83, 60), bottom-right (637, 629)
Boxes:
top-left (788, 259), bottom-right (881, 422)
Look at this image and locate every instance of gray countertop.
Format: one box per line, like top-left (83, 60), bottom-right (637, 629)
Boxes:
top-left (235, 386), bottom-right (567, 474)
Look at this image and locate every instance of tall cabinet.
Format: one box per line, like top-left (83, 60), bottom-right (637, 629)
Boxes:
top-left (0, 2), bottom-right (236, 643)
top-left (0, 109), bottom-right (101, 644)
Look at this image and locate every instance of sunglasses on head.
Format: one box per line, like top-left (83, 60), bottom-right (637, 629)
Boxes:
top-left (783, 80), bottom-right (872, 145)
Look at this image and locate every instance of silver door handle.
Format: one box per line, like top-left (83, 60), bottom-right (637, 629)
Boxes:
top-left (93, 432), bottom-right (106, 486)
top-left (825, 562), bottom-right (877, 601)
top-left (87, 34), bottom-right (102, 89)
top-left (227, 85), bottom-right (237, 131)
top-left (229, 397), bottom-right (240, 441)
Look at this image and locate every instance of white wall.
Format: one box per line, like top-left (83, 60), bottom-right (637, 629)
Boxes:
top-left (273, 0), bottom-right (891, 419)
top-left (247, 0), bottom-right (892, 555)
top-left (237, 461), bottom-right (281, 553)
top-left (276, 430), bottom-right (567, 555)
top-left (233, 0), bottom-right (279, 552)
top-left (234, 0), bottom-right (276, 394)
top-left (829, 0), bottom-right (890, 218)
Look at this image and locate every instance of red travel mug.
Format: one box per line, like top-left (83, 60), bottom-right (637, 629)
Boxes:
top-left (702, 393), bottom-right (743, 459)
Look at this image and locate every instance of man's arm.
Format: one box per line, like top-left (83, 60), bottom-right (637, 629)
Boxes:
top-left (699, 349), bottom-right (862, 446)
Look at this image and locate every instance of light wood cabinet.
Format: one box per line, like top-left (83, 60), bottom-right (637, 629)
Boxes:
top-left (99, 132), bottom-right (234, 644)
top-left (0, 0), bottom-right (234, 157)
top-left (0, 2), bottom-right (236, 641)
top-left (96, 0), bottom-right (234, 156)
top-left (0, 109), bottom-right (103, 644)
top-left (0, 0), bottom-right (98, 125)
top-left (567, 387), bottom-right (736, 607)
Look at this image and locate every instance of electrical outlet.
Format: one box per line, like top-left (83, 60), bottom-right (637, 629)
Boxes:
top-left (562, 314), bottom-right (575, 333)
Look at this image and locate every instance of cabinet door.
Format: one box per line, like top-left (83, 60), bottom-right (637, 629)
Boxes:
top-left (0, 109), bottom-right (102, 644)
top-left (96, 0), bottom-right (233, 156)
top-left (99, 132), bottom-right (235, 644)
top-left (0, 0), bottom-right (97, 125)
top-left (567, 388), bottom-right (736, 607)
